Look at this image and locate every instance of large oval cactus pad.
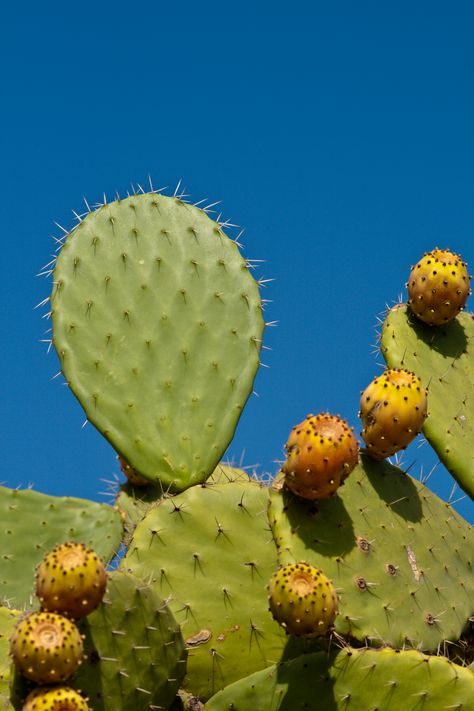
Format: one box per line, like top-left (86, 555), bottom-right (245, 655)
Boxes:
top-left (381, 304), bottom-right (474, 501)
top-left (51, 194), bottom-right (264, 490)
top-left (269, 456), bottom-right (474, 651)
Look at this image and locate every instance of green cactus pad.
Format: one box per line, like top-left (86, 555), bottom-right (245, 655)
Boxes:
top-left (0, 607), bottom-right (20, 710)
top-left (381, 304), bottom-right (474, 501)
top-left (51, 193), bottom-right (264, 491)
top-left (205, 647), bottom-right (474, 711)
top-left (269, 455), bottom-right (474, 651)
top-left (0, 485), bottom-right (122, 608)
top-left (121, 471), bottom-right (309, 701)
top-left (71, 570), bottom-right (186, 710)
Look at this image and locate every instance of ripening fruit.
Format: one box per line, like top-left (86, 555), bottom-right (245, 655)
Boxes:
top-left (282, 413), bottom-right (359, 500)
top-left (359, 368), bottom-right (428, 460)
top-left (35, 542), bottom-right (107, 619)
top-left (22, 686), bottom-right (91, 710)
top-left (118, 455), bottom-right (150, 487)
top-left (268, 562), bottom-right (338, 636)
top-left (407, 248), bottom-right (471, 325)
top-left (10, 611), bottom-right (84, 684)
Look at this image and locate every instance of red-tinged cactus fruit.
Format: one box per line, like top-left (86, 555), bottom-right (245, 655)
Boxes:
top-left (407, 248), bottom-right (471, 325)
top-left (9, 611), bottom-right (84, 684)
top-left (359, 368), bottom-right (428, 460)
top-left (268, 562), bottom-right (338, 637)
top-left (35, 542), bottom-right (107, 620)
top-left (22, 685), bottom-right (91, 710)
top-left (282, 413), bottom-right (359, 500)
top-left (118, 455), bottom-right (150, 487)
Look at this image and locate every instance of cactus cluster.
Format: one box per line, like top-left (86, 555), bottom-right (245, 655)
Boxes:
top-left (0, 190), bottom-right (473, 710)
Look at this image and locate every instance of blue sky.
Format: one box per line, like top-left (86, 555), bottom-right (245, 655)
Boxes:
top-left (1, 3), bottom-right (473, 522)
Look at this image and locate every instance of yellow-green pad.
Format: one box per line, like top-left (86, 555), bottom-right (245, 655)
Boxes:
top-left (269, 456), bottom-right (474, 650)
top-left (381, 304), bottom-right (474, 501)
top-left (51, 193), bottom-right (264, 490)
top-left (121, 472), bottom-right (310, 700)
top-left (205, 647), bottom-right (474, 710)
top-left (0, 485), bottom-right (122, 608)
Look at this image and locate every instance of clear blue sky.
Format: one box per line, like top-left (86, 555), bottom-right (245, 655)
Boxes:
top-left (1, 3), bottom-right (473, 522)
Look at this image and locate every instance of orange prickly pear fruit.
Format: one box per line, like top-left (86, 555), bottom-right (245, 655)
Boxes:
top-left (407, 248), bottom-right (471, 325)
top-left (268, 562), bottom-right (338, 637)
top-left (359, 368), bottom-right (428, 460)
top-left (282, 413), bottom-right (359, 500)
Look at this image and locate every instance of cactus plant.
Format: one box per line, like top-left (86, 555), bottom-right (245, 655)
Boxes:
top-left (0, 186), bottom-right (473, 709)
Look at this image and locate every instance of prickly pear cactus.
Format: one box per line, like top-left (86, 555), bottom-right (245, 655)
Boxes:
top-left (51, 193), bottom-right (264, 491)
top-left (2, 182), bottom-right (474, 711)
top-left (381, 304), bottom-right (474, 501)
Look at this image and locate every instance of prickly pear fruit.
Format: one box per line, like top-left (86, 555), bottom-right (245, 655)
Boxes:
top-left (118, 455), bottom-right (150, 487)
top-left (10, 611), bottom-right (84, 684)
top-left (23, 686), bottom-right (91, 710)
top-left (268, 562), bottom-right (338, 637)
top-left (282, 413), bottom-right (358, 500)
top-left (359, 368), bottom-right (428, 460)
top-left (407, 248), bottom-right (471, 325)
top-left (35, 542), bottom-right (107, 620)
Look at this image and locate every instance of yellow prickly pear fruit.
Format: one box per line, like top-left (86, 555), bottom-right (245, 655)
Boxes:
top-left (359, 368), bottom-right (428, 460)
top-left (268, 562), bottom-right (338, 637)
top-left (282, 413), bottom-right (359, 500)
top-left (35, 542), bottom-right (107, 619)
top-left (9, 611), bottom-right (84, 684)
top-left (22, 686), bottom-right (91, 710)
top-left (407, 248), bottom-right (471, 325)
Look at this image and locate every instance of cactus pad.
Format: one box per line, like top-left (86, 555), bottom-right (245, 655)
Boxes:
top-left (381, 304), bottom-right (474, 501)
top-left (51, 193), bottom-right (264, 490)
top-left (71, 570), bottom-right (186, 710)
top-left (121, 470), bottom-right (307, 700)
top-left (205, 647), bottom-right (474, 710)
top-left (269, 455), bottom-right (474, 650)
top-left (0, 486), bottom-right (122, 608)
